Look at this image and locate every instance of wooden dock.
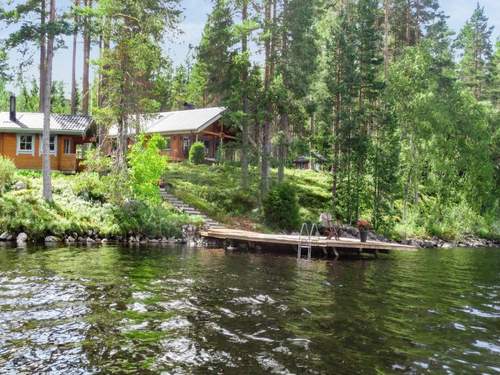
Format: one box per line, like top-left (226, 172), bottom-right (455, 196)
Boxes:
top-left (201, 228), bottom-right (417, 257)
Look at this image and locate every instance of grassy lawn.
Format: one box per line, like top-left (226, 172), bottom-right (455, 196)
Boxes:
top-left (163, 162), bottom-right (332, 231)
top-left (163, 163), bottom-right (500, 242)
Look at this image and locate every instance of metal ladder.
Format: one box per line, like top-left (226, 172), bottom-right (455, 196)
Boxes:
top-left (297, 223), bottom-right (319, 260)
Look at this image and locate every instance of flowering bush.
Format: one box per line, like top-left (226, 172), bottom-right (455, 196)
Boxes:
top-left (357, 219), bottom-right (371, 231)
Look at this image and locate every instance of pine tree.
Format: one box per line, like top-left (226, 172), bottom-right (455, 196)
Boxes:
top-left (169, 65), bottom-right (190, 109)
top-left (276, 0), bottom-right (319, 182)
top-left (95, 0), bottom-right (181, 169)
top-left (324, 1), bottom-right (359, 221)
top-left (487, 41), bottom-right (500, 109)
top-left (234, 0), bottom-right (254, 189)
top-left (71, 0), bottom-right (80, 114)
top-left (51, 81), bottom-right (70, 114)
top-left (1, 0), bottom-right (71, 111)
top-left (454, 4), bottom-right (494, 100)
top-left (387, 0), bottom-right (445, 57)
top-left (197, 0), bottom-right (237, 105)
top-left (82, 0), bottom-right (93, 114)
top-left (260, 0), bottom-right (276, 196)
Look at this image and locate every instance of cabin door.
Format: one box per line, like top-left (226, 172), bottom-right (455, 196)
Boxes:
top-left (182, 136), bottom-right (191, 158)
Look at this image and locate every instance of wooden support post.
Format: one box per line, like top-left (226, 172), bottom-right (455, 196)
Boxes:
top-left (333, 248), bottom-right (339, 260)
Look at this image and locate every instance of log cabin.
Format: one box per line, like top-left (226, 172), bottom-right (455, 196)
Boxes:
top-left (293, 152), bottom-right (328, 172)
top-left (0, 96), bottom-right (92, 172)
top-left (107, 107), bottom-right (235, 162)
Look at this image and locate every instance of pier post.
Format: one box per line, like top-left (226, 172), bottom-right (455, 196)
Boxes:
top-left (333, 248), bottom-right (339, 260)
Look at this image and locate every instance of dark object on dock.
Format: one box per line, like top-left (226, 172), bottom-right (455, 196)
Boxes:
top-left (360, 230), bottom-right (368, 243)
top-left (357, 219), bottom-right (371, 243)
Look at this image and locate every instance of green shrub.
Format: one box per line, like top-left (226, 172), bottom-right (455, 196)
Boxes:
top-left (0, 190), bottom-right (73, 239)
top-left (228, 190), bottom-right (257, 215)
top-left (15, 169), bottom-right (41, 178)
top-left (263, 183), bottom-right (301, 232)
top-left (81, 148), bottom-right (113, 175)
top-left (189, 142), bottom-right (205, 165)
top-left (114, 200), bottom-right (195, 238)
top-left (0, 156), bottom-right (16, 194)
top-left (128, 134), bottom-right (168, 203)
top-left (72, 172), bottom-right (107, 202)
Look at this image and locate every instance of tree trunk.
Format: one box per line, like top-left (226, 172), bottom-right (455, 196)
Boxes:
top-left (82, 0), bottom-right (92, 115)
top-left (261, 0), bottom-right (273, 196)
top-left (115, 42), bottom-right (129, 171)
top-left (98, 25), bottom-right (110, 150)
top-left (383, 0), bottom-right (390, 79)
top-left (116, 117), bottom-right (128, 169)
top-left (39, 0), bottom-right (47, 112)
top-left (332, 71), bottom-right (341, 217)
top-left (277, 113), bottom-right (288, 183)
top-left (42, 0), bottom-right (56, 202)
top-left (277, 0), bottom-right (288, 183)
top-left (405, 0), bottom-right (411, 46)
top-left (415, 0), bottom-right (420, 44)
top-left (241, 0), bottom-right (249, 190)
top-left (71, 0), bottom-right (80, 114)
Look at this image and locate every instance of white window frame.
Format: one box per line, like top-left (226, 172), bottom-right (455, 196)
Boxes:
top-left (64, 138), bottom-right (73, 155)
top-left (161, 136), bottom-right (171, 151)
top-left (39, 135), bottom-right (58, 156)
top-left (16, 134), bottom-right (35, 156)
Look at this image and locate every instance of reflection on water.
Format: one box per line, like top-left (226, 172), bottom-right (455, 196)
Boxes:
top-left (0, 245), bottom-right (499, 373)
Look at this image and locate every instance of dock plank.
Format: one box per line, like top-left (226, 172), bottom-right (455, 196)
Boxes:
top-left (201, 228), bottom-right (417, 252)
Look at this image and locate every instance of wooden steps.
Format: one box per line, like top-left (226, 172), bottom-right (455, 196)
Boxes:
top-left (161, 190), bottom-right (225, 229)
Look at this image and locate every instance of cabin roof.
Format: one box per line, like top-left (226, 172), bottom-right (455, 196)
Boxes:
top-left (109, 107), bottom-right (226, 136)
top-left (0, 112), bottom-right (92, 135)
top-left (294, 152), bottom-right (328, 163)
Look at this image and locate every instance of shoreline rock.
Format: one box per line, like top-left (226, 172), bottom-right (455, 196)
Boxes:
top-left (16, 232), bottom-right (28, 247)
top-left (0, 225), bottom-right (498, 249)
top-left (45, 236), bottom-right (61, 243)
top-left (396, 236), bottom-right (499, 249)
top-left (0, 232), bottom-right (14, 241)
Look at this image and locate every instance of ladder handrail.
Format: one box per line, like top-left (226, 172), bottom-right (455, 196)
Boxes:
top-left (298, 222), bottom-right (318, 260)
top-left (309, 223), bottom-right (319, 239)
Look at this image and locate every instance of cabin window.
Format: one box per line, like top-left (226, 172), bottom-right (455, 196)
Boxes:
top-left (39, 135), bottom-right (57, 155)
top-left (162, 136), bottom-right (171, 151)
top-left (64, 139), bottom-right (73, 154)
top-left (16, 134), bottom-right (34, 155)
top-left (182, 137), bottom-right (191, 154)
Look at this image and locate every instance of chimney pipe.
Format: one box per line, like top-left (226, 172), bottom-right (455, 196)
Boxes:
top-left (9, 95), bottom-right (16, 122)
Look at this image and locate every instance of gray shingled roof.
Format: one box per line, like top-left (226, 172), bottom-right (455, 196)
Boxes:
top-left (0, 112), bottom-right (92, 135)
top-left (109, 107), bottom-right (226, 136)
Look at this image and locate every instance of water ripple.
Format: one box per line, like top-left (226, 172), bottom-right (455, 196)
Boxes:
top-left (0, 245), bottom-right (498, 373)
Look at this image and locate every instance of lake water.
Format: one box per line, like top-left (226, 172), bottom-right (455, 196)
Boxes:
top-left (0, 245), bottom-right (499, 374)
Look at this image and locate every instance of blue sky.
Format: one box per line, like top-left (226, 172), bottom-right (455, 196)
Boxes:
top-left (1, 0), bottom-right (499, 93)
